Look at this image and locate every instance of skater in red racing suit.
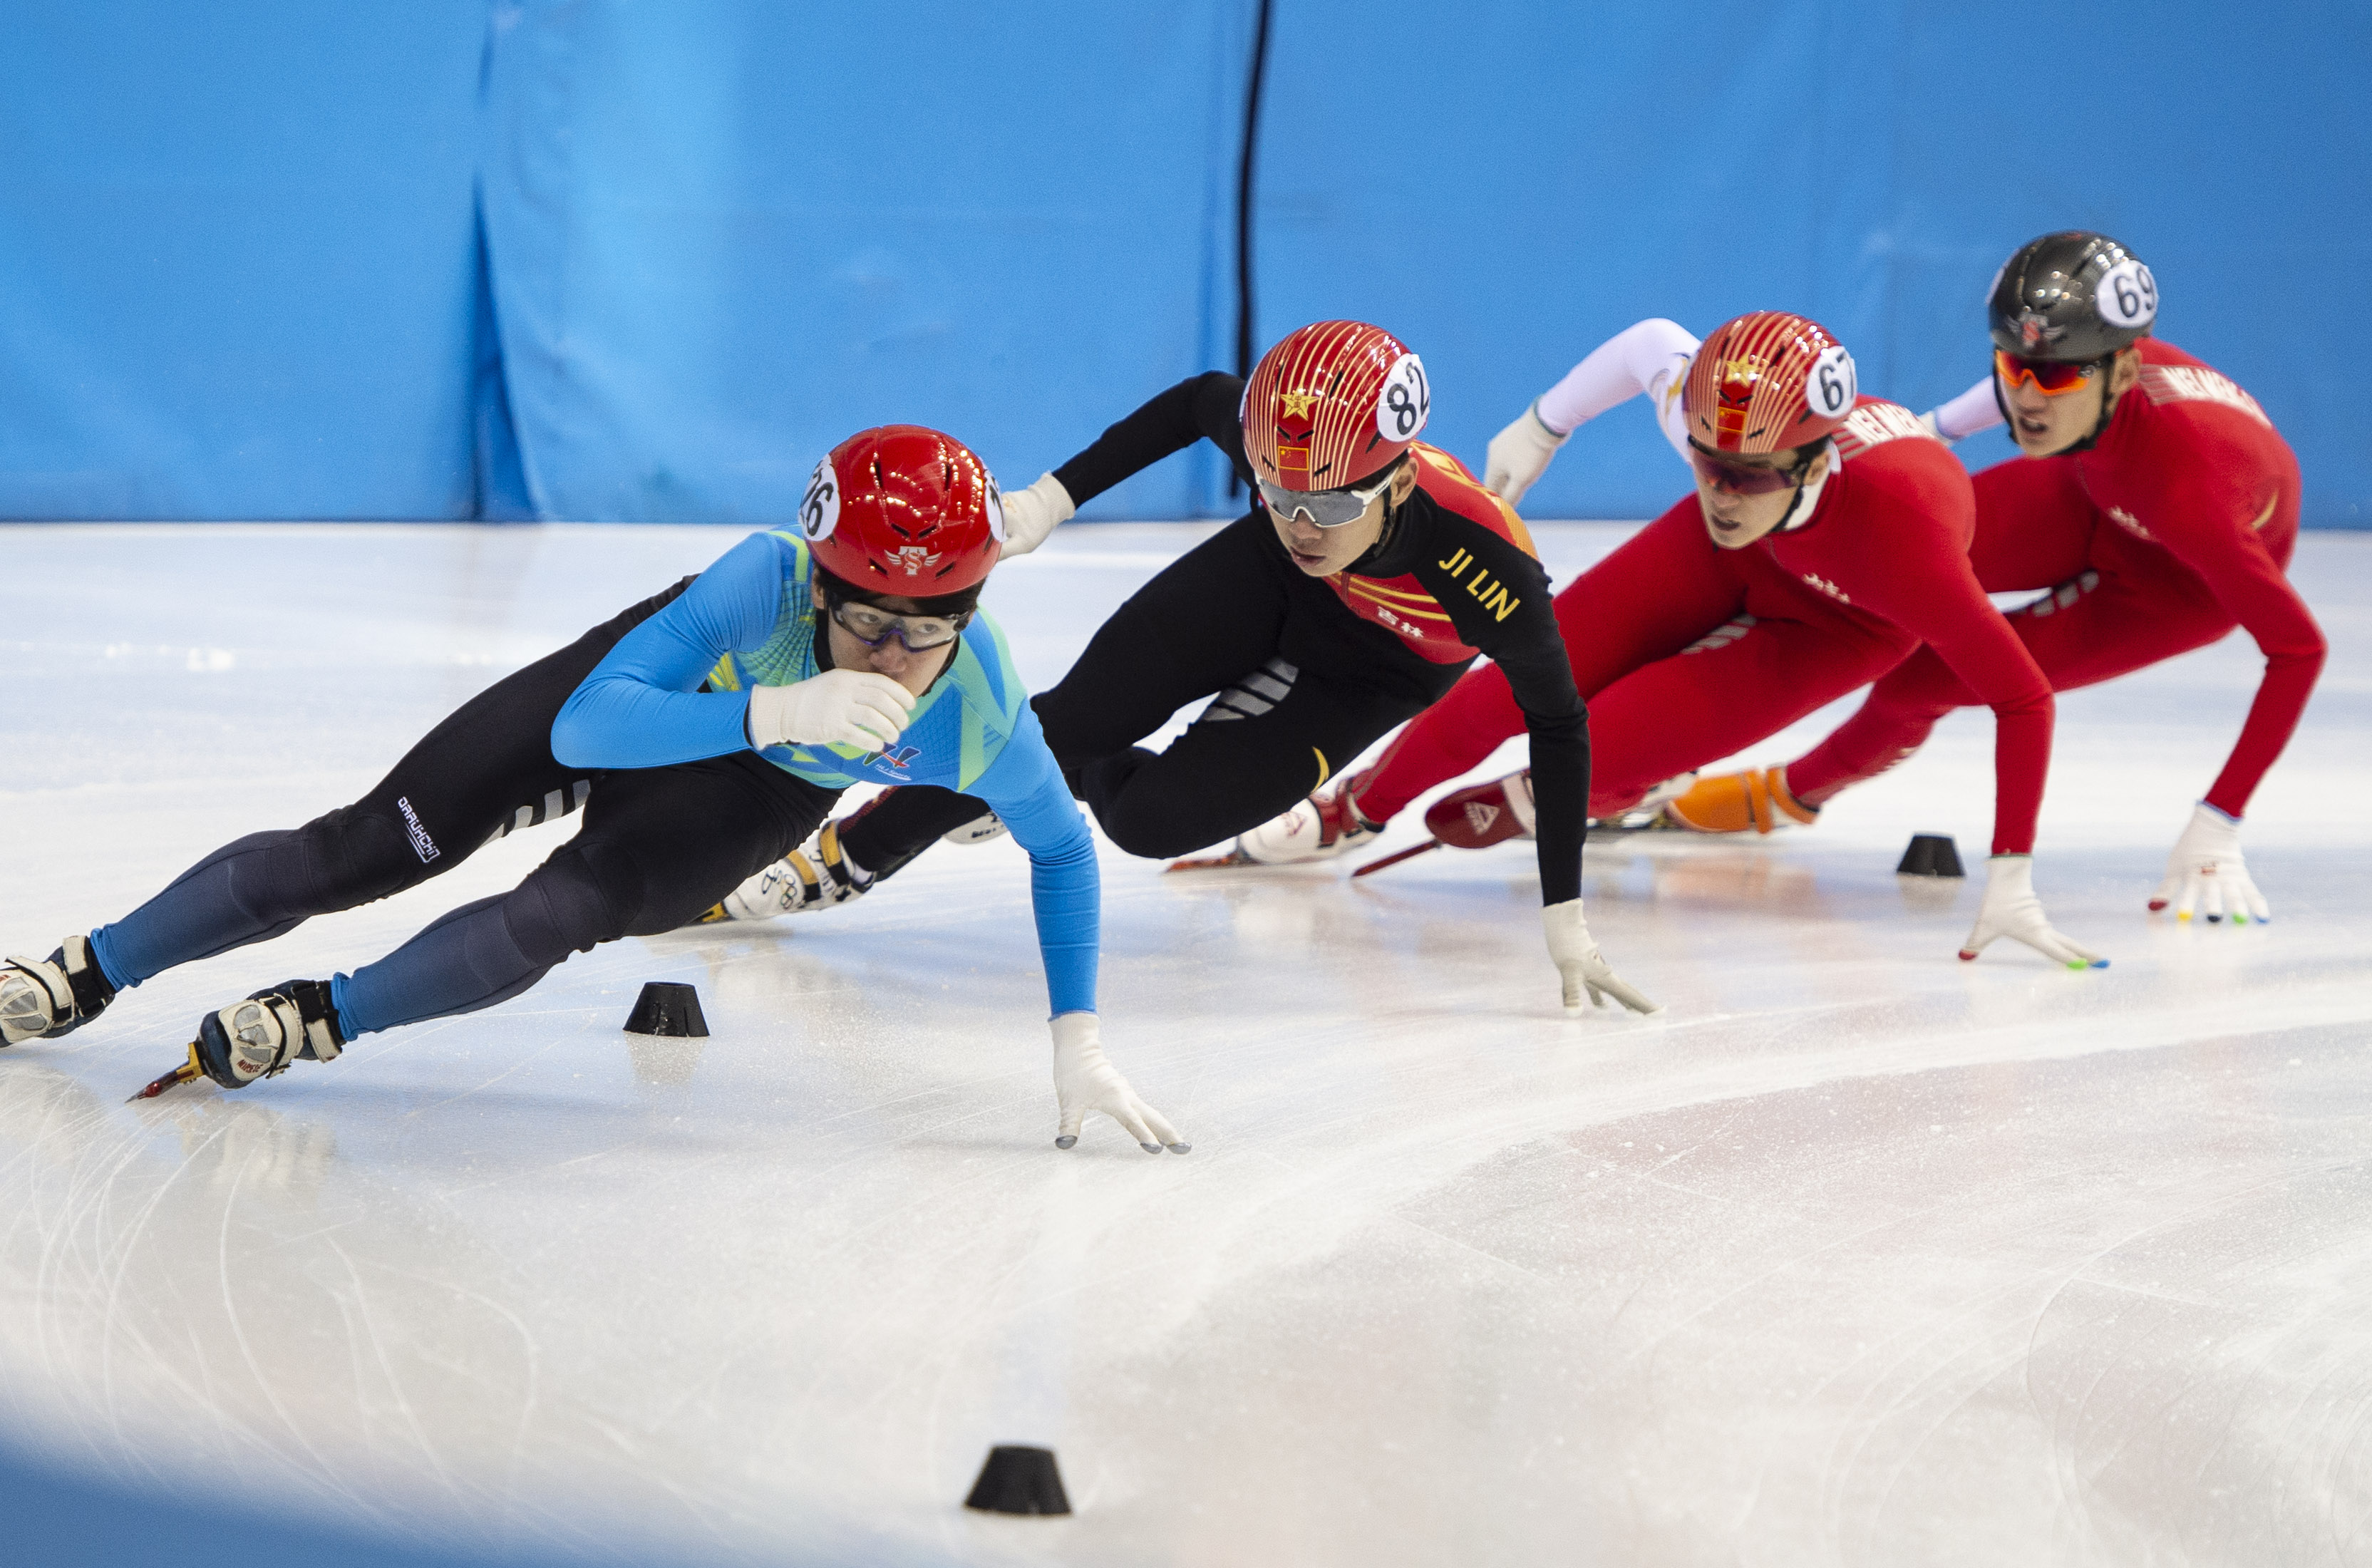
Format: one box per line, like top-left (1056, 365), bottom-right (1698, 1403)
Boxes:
top-left (1293, 309), bottom-right (2100, 969)
top-left (1683, 232), bottom-right (2322, 927)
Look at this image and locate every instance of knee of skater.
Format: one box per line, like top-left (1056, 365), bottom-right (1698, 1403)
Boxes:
top-left (306, 805), bottom-right (431, 905)
top-left (1096, 801), bottom-right (1231, 861)
top-left (508, 845), bottom-right (634, 962)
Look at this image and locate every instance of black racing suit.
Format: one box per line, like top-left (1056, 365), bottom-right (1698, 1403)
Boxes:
top-left (840, 372), bottom-right (1594, 903)
top-left (88, 582), bottom-right (838, 1034)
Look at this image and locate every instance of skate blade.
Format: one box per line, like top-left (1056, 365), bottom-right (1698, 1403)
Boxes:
top-left (1165, 850), bottom-right (1258, 872)
top-left (1351, 840), bottom-right (1441, 878)
top-left (128, 1043), bottom-right (204, 1103)
top-left (1592, 809), bottom-right (1686, 835)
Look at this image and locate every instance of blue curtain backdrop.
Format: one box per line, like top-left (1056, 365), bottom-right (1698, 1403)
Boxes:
top-left (1, 1), bottom-right (2366, 525)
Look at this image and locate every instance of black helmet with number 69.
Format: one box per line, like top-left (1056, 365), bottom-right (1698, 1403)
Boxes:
top-left (1986, 231), bottom-right (2157, 364)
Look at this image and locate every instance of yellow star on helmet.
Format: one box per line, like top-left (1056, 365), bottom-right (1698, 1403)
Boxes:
top-left (1278, 388), bottom-right (1321, 420)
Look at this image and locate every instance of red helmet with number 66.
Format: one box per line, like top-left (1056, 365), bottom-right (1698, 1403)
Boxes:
top-left (1683, 311), bottom-right (1859, 455)
top-left (1242, 320), bottom-right (1430, 491)
top-left (797, 425), bottom-right (1004, 595)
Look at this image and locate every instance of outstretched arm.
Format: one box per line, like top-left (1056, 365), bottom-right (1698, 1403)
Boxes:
top-left (1052, 372), bottom-right (1254, 508)
top-left (1536, 318), bottom-right (1700, 455)
top-left (2145, 473), bottom-right (2324, 821)
top-left (1488, 318), bottom-right (1698, 504)
top-left (971, 713), bottom-right (1187, 1153)
top-left (969, 713), bottom-right (1100, 1018)
top-left (1002, 373), bottom-right (1255, 557)
top-left (1420, 507), bottom-right (1659, 1014)
top-left (1927, 375), bottom-right (2004, 441)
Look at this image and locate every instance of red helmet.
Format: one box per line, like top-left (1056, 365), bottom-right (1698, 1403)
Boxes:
top-left (1683, 311), bottom-right (1859, 454)
top-left (798, 425), bottom-right (1004, 595)
top-left (1242, 320), bottom-right (1430, 490)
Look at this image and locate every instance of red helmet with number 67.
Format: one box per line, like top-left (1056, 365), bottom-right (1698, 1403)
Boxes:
top-left (1242, 320), bottom-right (1430, 490)
top-left (1683, 311), bottom-right (1859, 455)
top-left (797, 424), bottom-right (1005, 595)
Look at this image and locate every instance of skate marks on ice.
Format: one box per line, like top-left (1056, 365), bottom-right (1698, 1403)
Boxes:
top-left (3, 525), bottom-right (2372, 1565)
top-left (1065, 838), bottom-right (2371, 1563)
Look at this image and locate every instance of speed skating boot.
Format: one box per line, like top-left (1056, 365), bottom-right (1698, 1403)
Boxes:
top-left (1663, 765), bottom-right (1817, 835)
top-left (1350, 770), bottom-right (1535, 877)
top-left (697, 819), bottom-right (873, 923)
top-left (1421, 770), bottom-right (1540, 850)
top-left (1, 936), bottom-right (117, 1046)
top-left (1230, 773), bottom-right (1386, 866)
top-left (192, 979), bottom-right (346, 1090)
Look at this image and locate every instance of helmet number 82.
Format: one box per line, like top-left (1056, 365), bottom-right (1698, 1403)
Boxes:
top-left (1376, 352), bottom-right (1431, 443)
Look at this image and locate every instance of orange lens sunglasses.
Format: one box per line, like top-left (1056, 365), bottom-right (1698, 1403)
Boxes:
top-left (1994, 349), bottom-right (2099, 396)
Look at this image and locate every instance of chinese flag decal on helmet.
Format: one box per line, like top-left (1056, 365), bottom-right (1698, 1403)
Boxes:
top-left (1242, 321), bottom-right (1428, 490)
top-left (803, 425), bottom-right (1004, 592)
top-left (1684, 312), bottom-right (1857, 454)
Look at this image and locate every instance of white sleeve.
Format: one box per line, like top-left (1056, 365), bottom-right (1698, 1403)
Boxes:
top-left (1533, 319), bottom-right (1699, 464)
top-left (1932, 375), bottom-right (2004, 440)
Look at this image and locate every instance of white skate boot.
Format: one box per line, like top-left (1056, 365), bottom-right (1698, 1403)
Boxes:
top-left (1, 936), bottom-right (117, 1046)
top-left (942, 808), bottom-right (1007, 847)
top-left (698, 820), bottom-right (873, 923)
top-left (1171, 778), bottom-right (1384, 870)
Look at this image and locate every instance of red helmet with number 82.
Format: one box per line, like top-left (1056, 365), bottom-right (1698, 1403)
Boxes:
top-left (1242, 320), bottom-right (1430, 491)
top-left (797, 424), bottom-right (1005, 595)
top-left (1683, 311), bottom-right (1859, 455)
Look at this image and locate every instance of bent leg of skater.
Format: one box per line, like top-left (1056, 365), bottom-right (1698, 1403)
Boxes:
top-left (83, 579), bottom-right (696, 997)
top-left (11, 582), bottom-right (696, 1051)
top-left (1353, 505), bottom-right (1746, 823)
top-left (1086, 660), bottom-right (1438, 860)
top-left (1586, 611), bottom-right (1914, 816)
top-left (1964, 456), bottom-right (2099, 591)
top-left (334, 753), bottom-right (834, 1039)
top-left (1788, 568), bottom-right (2231, 804)
top-left (831, 784), bottom-right (1001, 882)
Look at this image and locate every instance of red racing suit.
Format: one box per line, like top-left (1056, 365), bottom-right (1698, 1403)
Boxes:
top-left (1789, 337), bottom-right (2321, 820)
top-left (1354, 398), bottom-right (2060, 855)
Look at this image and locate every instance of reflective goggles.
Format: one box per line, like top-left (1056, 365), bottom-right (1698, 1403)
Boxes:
top-left (1994, 349), bottom-right (2101, 396)
top-left (825, 593), bottom-right (968, 652)
top-left (1257, 463), bottom-right (1399, 528)
top-left (1686, 439), bottom-right (1812, 497)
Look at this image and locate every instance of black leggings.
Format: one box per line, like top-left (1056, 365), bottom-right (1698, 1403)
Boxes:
top-left (842, 513), bottom-right (1463, 872)
top-left (89, 581), bottom-right (837, 1036)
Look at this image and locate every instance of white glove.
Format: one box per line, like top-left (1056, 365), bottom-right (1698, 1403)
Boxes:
top-left (1051, 1012), bottom-right (1186, 1153)
top-left (1541, 899), bottom-right (1661, 1014)
top-left (2150, 801), bottom-right (2269, 924)
top-left (998, 472), bottom-right (1076, 558)
top-left (746, 669), bottom-right (914, 751)
top-left (1484, 402), bottom-right (1569, 507)
top-left (1916, 408), bottom-right (1947, 443)
top-left (1959, 855), bottom-right (2106, 968)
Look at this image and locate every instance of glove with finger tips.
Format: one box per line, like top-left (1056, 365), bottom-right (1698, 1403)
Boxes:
top-left (1484, 403), bottom-right (1569, 508)
top-left (1541, 899), bottom-right (1661, 1015)
top-left (747, 669), bottom-right (916, 752)
top-left (1959, 855), bottom-right (2107, 969)
top-left (997, 473), bottom-right (1076, 559)
top-left (2150, 801), bottom-right (2269, 924)
top-left (1051, 1012), bottom-right (1187, 1154)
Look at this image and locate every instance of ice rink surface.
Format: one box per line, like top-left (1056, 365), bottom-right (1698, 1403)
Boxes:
top-left (3, 520), bottom-right (2370, 1567)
